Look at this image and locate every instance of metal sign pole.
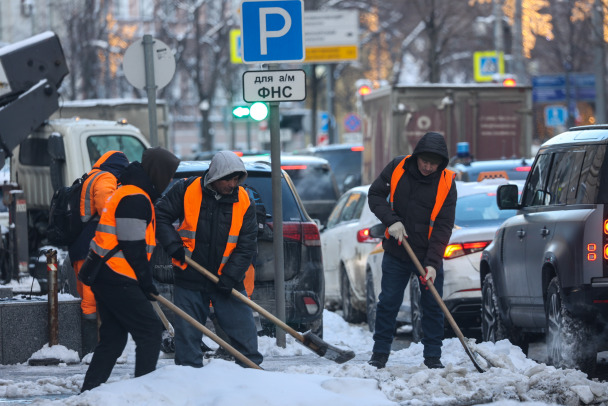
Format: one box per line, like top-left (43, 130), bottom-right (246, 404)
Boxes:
top-left (268, 66), bottom-right (286, 348)
top-left (142, 35), bottom-right (159, 147)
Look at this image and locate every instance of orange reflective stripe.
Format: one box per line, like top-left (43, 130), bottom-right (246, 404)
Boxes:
top-left (388, 156), bottom-right (454, 240)
top-left (91, 185), bottom-right (156, 280)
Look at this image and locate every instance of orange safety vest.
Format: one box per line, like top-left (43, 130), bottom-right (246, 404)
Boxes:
top-left (387, 155), bottom-right (455, 240)
top-left (172, 178), bottom-right (255, 296)
top-left (79, 169), bottom-right (110, 222)
top-left (90, 185), bottom-right (156, 280)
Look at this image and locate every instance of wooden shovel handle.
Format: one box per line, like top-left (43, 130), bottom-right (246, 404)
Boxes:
top-left (184, 256), bottom-right (305, 343)
top-left (153, 294), bottom-right (262, 370)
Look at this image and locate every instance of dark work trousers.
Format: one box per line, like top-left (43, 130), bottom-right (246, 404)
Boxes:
top-left (173, 285), bottom-right (263, 368)
top-left (373, 251), bottom-right (445, 358)
top-left (81, 283), bottom-right (162, 392)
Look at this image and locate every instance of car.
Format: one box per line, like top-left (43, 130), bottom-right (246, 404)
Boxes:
top-left (481, 124), bottom-right (608, 374)
top-left (291, 144), bottom-right (363, 194)
top-left (364, 179), bottom-right (522, 337)
top-left (320, 185), bottom-right (380, 322)
top-left (242, 155), bottom-right (341, 228)
top-left (152, 160), bottom-right (325, 337)
top-left (194, 149), bottom-right (270, 161)
top-left (451, 158), bottom-right (532, 182)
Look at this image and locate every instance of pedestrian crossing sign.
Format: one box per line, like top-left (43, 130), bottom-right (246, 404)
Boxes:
top-left (474, 51), bottom-right (505, 82)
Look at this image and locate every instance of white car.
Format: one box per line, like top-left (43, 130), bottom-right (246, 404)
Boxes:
top-left (365, 179), bottom-right (522, 336)
top-left (320, 185), bottom-right (380, 323)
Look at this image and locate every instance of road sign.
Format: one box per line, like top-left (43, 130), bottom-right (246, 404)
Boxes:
top-left (473, 51), bottom-right (504, 82)
top-left (243, 69), bottom-right (306, 102)
top-left (532, 74), bottom-right (595, 103)
top-left (343, 113), bottom-right (361, 132)
top-left (229, 29), bottom-right (242, 64)
top-left (241, 0), bottom-right (304, 64)
top-left (304, 10), bottom-right (359, 63)
top-left (123, 37), bottom-right (175, 89)
top-left (545, 105), bottom-right (567, 127)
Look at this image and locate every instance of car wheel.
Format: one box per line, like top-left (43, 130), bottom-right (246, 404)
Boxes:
top-left (340, 267), bottom-right (365, 323)
top-left (365, 269), bottom-right (376, 333)
top-left (545, 277), bottom-right (596, 374)
top-left (410, 274), bottom-right (423, 343)
top-left (481, 273), bottom-right (508, 343)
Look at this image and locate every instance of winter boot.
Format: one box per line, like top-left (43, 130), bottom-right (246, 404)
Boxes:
top-left (368, 352), bottom-right (389, 369)
top-left (81, 314), bottom-right (98, 357)
top-left (424, 357), bottom-right (444, 369)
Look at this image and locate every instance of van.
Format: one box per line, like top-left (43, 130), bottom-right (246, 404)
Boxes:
top-left (481, 125), bottom-right (608, 373)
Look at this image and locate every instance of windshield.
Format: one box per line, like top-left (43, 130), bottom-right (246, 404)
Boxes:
top-left (86, 134), bottom-right (147, 165)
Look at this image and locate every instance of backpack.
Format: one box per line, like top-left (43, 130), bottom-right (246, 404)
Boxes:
top-left (47, 171), bottom-right (105, 247)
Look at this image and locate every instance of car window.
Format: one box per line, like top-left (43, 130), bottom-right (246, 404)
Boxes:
top-left (339, 192), bottom-right (364, 223)
top-left (522, 154), bottom-right (554, 207)
top-left (284, 165), bottom-right (337, 200)
top-left (546, 150), bottom-right (586, 205)
top-left (326, 192), bottom-right (350, 229)
top-left (86, 134), bottom-right (147, 165)
top-left (579, 144), bottom-right (607, 204)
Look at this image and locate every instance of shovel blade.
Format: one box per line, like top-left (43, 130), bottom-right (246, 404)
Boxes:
top-left (302, 331), bottom-right (355, 364)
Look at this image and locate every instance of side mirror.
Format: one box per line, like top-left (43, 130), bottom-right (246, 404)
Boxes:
top-left (48, 132), bottom-right (65, 191)
top-left (369, 223), bottom-right (386, 239)
top-left (496, 184), bottom-right (519, 210)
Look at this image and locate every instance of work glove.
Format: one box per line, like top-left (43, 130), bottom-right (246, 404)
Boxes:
top-left (139, 274), bottom-right (160, 301)
top-left (170, 246), bottom-right (186, 265)
top-left (216, 274), bottom-right (237, 297)
top-left (388, 221), bottom-right (408, 245)
top-left (419, 266), bottom-right (436, 290)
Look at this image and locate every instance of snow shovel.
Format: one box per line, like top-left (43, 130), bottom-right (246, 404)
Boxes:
top-left (151, 293), bottom-right (263, 370)
top-left (184, 256), bottom-right (356, 364)
top-left (400, 238), bottom-right (487, 373)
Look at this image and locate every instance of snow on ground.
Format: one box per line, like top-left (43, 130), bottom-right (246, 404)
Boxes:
top-left (1, 310), bottom-right (607, 405)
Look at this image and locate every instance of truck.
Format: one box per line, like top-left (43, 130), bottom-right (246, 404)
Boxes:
top-left (0, 31), bottom-right (151, 288)
top-left (359, 84), bottom-right (534, 184)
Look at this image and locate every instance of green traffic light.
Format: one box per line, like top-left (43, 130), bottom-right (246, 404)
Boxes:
top-left (232, 106), bottom-right (250, 118)
top-left (250, 102), bottom-right (268, 121)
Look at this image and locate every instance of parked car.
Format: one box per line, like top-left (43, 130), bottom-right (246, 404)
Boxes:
top-left (481, 125), bottom-right (608, 374)
top-left (320, 185), bottom-right (380, 322)
top-left (291, 144), bottom-right (363, 194)
top-left (242, 155), bottom-right (341, 227)
top-left (152, 160), bottom-right (325, 337)
top-left (365, 179), bottom-right (522, 337)
top-left (451, 158), bottom-right (532, 182)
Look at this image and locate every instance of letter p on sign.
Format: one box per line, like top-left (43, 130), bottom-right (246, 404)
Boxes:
top-left (241, 0), bottom-right (304, 64)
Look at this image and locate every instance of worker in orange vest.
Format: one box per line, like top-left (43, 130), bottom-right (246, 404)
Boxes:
top-left (69, 150), bottom-right (129, 356)
top-left (81, 147), bottom-right (180, 392)
top-left (155, 151), bottom-right (262, 368)
top-left (367, 132), bottom-right (457, 370)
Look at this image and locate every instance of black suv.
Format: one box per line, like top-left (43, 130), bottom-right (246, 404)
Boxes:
top-left (153, 160), bottom-right (325, 337)
top-left (480, 125), bottom-right (608, 373)
top-left (291, 144), bottom-right (363, 194)
top-left (242, 155), bottom-right (341, 228)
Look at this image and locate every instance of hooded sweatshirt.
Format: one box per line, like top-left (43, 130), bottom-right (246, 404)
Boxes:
top-left (367, 131), bottom-right (457, 269)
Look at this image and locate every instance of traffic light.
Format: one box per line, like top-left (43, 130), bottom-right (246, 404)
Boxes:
top-left (232, 105), bottom-right (250, 118)
top-left (249, 102), bottom-right (269, 121)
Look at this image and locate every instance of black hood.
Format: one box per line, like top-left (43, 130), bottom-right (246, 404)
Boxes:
top-left (141, 147), bottom-right (180, 196)
top-left (411, 132), bottom-right (450, 172)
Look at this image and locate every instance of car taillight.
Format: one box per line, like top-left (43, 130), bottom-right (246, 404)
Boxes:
top-left (515, 166), bottom-right (531, 172)
top-left (444, 241), bottom-right (490, 259)
top-left (302, 296), bottom-right (319, 314)
top-left (280, 221), bottom-right (321, 247)
top-left (357, 227), bottom-right (381, 243)
top-left (351, 146), bottom-right (364, 152)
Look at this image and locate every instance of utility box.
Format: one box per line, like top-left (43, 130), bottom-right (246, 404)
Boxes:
top-left (360, 84), bottom-right (533, 185)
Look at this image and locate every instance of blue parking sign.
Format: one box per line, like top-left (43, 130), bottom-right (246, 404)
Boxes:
top-left (241, 0), bottom-right (304, 63)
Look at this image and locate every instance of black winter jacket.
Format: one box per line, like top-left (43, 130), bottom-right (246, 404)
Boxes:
top-left (368, 132), bottom-right (457, 270)
top-left (154, 176), bottom-right (258, 292)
